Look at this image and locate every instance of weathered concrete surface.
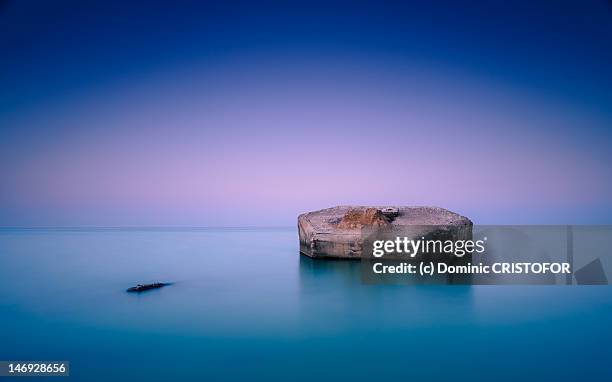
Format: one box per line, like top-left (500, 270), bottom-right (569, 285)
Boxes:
top-left (298, 206), bottom-right (472, 259)
top-left (336, 207), bottom-right (390, 230)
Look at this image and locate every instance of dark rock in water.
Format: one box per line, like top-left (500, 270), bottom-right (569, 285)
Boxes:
top-left (126, 282), bottom-right (169, 292)
top-left (298, 206), bottom-right (472, 259)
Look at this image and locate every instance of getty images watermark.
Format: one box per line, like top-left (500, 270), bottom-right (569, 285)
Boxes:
top-left (361, 225), bottom-right (611, 285)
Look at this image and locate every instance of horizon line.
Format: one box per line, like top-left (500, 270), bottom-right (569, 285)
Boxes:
top-left (0, 226), bottom-right (296, 231)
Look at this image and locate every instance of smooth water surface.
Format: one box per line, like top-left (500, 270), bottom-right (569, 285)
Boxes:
top-left (1, 228), bottom-right (611, 381)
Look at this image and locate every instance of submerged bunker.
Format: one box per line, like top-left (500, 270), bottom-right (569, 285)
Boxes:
top-left (298, 206), bottom-right (472, 259)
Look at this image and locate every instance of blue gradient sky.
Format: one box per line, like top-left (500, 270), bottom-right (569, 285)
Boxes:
top-left (1, 0), bottom-right (611, 226)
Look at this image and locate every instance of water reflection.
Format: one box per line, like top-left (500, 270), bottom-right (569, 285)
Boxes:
top-left (298, 254), bottom-right (475, 331)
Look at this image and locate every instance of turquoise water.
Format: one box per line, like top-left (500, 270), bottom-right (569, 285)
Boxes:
top-left (1, 228), bottom-right (611, 381)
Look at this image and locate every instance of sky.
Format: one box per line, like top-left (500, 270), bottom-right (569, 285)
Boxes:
top-left (1, 0), bottom-right (611, 227)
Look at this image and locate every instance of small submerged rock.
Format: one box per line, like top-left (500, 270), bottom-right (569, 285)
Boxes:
top-left (126, 282), bottom-right (169, 293)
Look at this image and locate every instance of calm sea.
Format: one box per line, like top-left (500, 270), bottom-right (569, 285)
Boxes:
top-left (1, 228), bottom-right (611, 381)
